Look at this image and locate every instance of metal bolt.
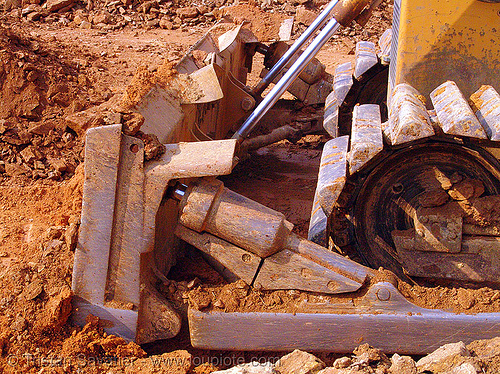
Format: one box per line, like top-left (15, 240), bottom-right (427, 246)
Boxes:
top-left (242, 254), bottom-right (252, 263)
top-left (391, 183), bottom-right (404, 194)
top-left (376, 288), bottom-right (391, 301)
top-left (301, 268), bottom-right (313, 278)
top-left (241, 97), bottom-right (255, 112)
top-left (327, 281), bottom-right (337, 291)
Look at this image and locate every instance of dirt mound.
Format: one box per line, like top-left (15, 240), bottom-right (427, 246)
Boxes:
top-left (0, 25), bottom-right (89, 180)
top-left (216, 4), bottom-right (287, 41)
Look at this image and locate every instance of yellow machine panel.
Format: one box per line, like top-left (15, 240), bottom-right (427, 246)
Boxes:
top-left (390, 0), bottom-right (500, 101)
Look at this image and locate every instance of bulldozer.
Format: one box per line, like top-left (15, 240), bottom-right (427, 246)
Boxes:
top-left (71, 0), bottom-right (500, 354)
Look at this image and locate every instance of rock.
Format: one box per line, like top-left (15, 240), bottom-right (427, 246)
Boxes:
top-left (194, 363), bottom-right (219, 374)
top-left (159, 16), bottom-right (173, 29)
top-left (275, 350), bottom-right (325, 374)
top-left (98, 335), bottom-right (146, 357)
top-left (4, 0), bottom-right (22, 11)
top-left (72, 14), bottom-right (85, 25)
top-left (443, 362), bottom-right (479, 374)
top-left (332, 357), bottom-right (352, 369)
top-left (47, 157), bottom-right (68, 173)
top-left (11, 316), bottom-right (28, 332)
top-left (139, 0), bottom-right (156, 12)
top-left (295, 6), bottom-right (317, 26)
top-left (62, 131), bottom-right (74, 143)
top-left (92, 11), bottom-right (111, 24)
top-left (3, 127), bottom-right (32, 145)
top-left (0, 119), bottom-right (12, 134)
top-left (26, 69), bottom-right (41, 83)
top-left (65, 106), bottom-right (105, 136)
top-left (8, 7), bottom-right (22, 16)
top-left (21, 3), bottom-right (39, 15)
top-left (4, 162), bottom-right (28, 176)
top-left (52, 92), bottom-right (73, 107)
top-left (28, 121), bottom-right (56, 135)
top-left (45, 226), bottom-right (65, 240)
top-left (456, 288), bottom-right (475, 310)
top-left (418, 188), bottom-right (449, 207)
top-left (389, 354), bottom-right (417, 374)
top-left (80, 20), bottom-right (92, 29)
top-left (173, 16), bottom-right (182, 25)
top-left (69, 214), bottom-right (81, 225)
top-left (318, 369), bottom-right (364, 374)
top-left (468, 336), bottom-right (500, 359)
top-left (36, 287), bottom-right (72, 331)
top-left (44, 239), bottom-right (64, 254)
top-left (176, 6), bottom-right (198, 19)
top-left (122, 112), bottom-right (144, 135)
top-left (352, 344), bottom-right (391, 367)
top-left (192, 49), bottom-right (208, 65)
top-left (104, 111), bottom-right (122, 125)
top-left (44, 0), bottom-right (74, 12)
top-left (448, 179), bottom-right (477, 201)
top-left (146, 19), bottom-right (159, 28)
top-left (18, 85), bottom-right (42, 120)
top-left (260, 0), bottom-right (271, 7)
top-left (20, 146), bottom-right (37, 163)
top-left (65, 223), bottom-right (79, 251)
top-left (126, 350), bottom-right (192, 374)
top-left (134, 132), bottom-right (165, 160)
top-left (77, 74), bottom-right (91, 87)
top-left (282, 3), bottom-right (294, 13)
top-left (187, 288), bottom-right (211, 310)
top-left (22, 279), bottom-right (44, 300)
top-left (47, 82), bottom-right (69, 99)
top-left (33, 160), bottom-right (44, 170)
top-left (48, 170), bottom-right (61, 180)
top-left (213, 362), bottom-right (274, 374)
top-left (417, 342), bottom-right (470, 372)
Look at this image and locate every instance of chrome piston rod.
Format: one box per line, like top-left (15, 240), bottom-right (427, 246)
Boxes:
top-left (252, 0), bottom-right (340, 96)
top-left (233, 16), bottom-right (341, 142)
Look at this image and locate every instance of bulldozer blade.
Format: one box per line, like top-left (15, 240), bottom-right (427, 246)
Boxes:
top-left (71, 22), bottom-right (344, 344)
top-left (72, 124), bottom-right (237, 343)
top-left (188, 281), bottom-right (500, 354)
top-left (71, 27), bottom-right (253, 342)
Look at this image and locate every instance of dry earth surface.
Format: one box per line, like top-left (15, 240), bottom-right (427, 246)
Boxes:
top-left (1, 0), bottom-right (500, 372)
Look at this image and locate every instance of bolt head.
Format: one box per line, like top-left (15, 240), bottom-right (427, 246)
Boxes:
top-left (241, 97), bottom-right (255, 111)
top-left (376, 288), bottom-right (391, 301)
